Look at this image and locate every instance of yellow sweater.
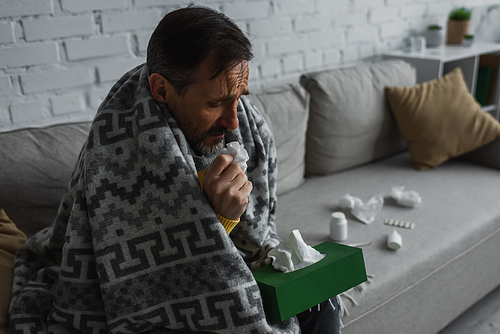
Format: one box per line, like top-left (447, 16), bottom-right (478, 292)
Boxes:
top-left (197, 170), bottom-right (240, 234)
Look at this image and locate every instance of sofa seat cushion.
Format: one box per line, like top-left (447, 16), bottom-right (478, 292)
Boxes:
top-left (275, 153), bottom-right (500, 333)
top-left (0, 122), bottom-right (92, 237)
top-left (300, 60), bottom-right (416, 175)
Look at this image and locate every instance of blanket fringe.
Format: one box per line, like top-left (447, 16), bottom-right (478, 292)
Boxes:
top-left (338, 273), bottom-right (375, 321)
top-left (305, 273), bottom-right (374, 333)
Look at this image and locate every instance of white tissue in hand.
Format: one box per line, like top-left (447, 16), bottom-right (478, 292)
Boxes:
top-left (338, 193), bottom-right (384, 224)
top-left (220, 141), bottom-right (249, 173)
top-left (268, 230), bottom-right (325, 273)
top-left (391, 186), bottom-right (421, 207)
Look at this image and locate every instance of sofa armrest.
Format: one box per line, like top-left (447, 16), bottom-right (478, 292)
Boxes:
top-left (0, 209), bottom-right (27, 333)
top-left (461, 137), bottom-right (500, 169)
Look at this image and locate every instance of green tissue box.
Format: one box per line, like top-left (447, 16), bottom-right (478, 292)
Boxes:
top-left (253, 241), bottom-right (367, 321)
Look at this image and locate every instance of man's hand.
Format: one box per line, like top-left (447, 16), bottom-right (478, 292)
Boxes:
top-left (203, 154), bottom-right (253, 220)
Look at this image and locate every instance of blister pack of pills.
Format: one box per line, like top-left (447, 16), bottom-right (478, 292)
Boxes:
top-left (384, 218), bottom-right (416, 229)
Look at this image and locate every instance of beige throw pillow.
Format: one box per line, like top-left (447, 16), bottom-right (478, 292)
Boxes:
top-left (385, 67), bottom-right (500, 170)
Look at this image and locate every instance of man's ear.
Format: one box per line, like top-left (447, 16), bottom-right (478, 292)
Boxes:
top-left (149, 73), bottom-right (171, 103)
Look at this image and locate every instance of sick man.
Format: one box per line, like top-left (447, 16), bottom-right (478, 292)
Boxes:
top-left (10, 6), bottom-right (339, 334)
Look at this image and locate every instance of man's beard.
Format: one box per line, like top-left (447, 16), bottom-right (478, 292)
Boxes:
top-left (193, 125), bottom-right (232, 156)
top-left (168, 101), bottom-right (233, 157)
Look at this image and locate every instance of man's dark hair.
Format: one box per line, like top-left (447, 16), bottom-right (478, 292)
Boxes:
top-left (147, 6), bottom-right (253, 96)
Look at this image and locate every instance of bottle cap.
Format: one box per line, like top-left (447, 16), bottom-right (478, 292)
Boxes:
top-left (331, 212), bottom-right (346, 223)
top-left (387, 230), bottom-right (402, 250)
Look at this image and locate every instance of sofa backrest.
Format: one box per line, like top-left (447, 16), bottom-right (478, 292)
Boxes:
top-left (300, 59), bottom-right (416, 175)
top-left (0, 122), bottom-right (92, 237)
top-left (0, 85), bottom-right (309, 236)
top-left (0, 60), bottom-right (416, 236)
top-left (248, 84), bottom-right (309, 195)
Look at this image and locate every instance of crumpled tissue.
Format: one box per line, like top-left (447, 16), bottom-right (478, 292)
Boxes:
top-left (268, 230), bottom-right (326, 273)
top-left (391, 186), bottom-right (421, 207)
top-left (220, 141), bottom-right (249, 173)
top-left (338, 193), bottom-right (384, 224)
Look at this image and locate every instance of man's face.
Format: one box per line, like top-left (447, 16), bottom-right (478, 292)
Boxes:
top-left (166, 59), bottom-right (249, 156)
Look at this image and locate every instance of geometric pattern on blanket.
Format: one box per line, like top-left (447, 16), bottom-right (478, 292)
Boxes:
top-left (9, 64), bottom-right (299, 333)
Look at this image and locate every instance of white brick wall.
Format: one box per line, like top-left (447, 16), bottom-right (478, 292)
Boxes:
top-left (316, 0), bottom-right (350, 13)
top-left (347, 26), bottom-right (378, 43)
top-left (370, 6), bottom-right (399, 24)
top-left (0, 43), bottom-right (59, 68)
top-left (401, 4), bottom-right (428, 18)
top-left (10, 102), bottom-right (46, 123)
top-left (337, 11), bottom-right (368, 27)
top-left (273, 0), bottom-right (314, 17)
top-left (259, 58), bottom-right (281, 78)
top-left (295, 14), bottom-right (330, 31)
top-left (23, 16), bottom-right (94, 42)
top-left (134, 0), bottom-right (180, 7)
top-left (355, 0), bottom-right (386, 8)
top-left (282, 54), bottom-right (304, 73)
top-left (0, 0), bottom-right (499, 130)
top-left (20, 68), bottom-right (94, 94)
top-left (224, 2), bottom-right (269, 20)
top-left (305, 50), bottom-right (322, 68)
top-left (308, 31), bottom-right (343, 49)
top-left (0, 77), bottom-right (13, 97)
top-left (51, 93), bottom-right (85, 115)
top-left (248, 18), bottom-right (292, 36)
top-left (65, 36), bottom-right (130, 61)
top-left (136, 31), bottom-right (153, 52)
top-left (101, 10), bottom-right (161, 33)
top-left (60, 0), bottom-right (128, 13)
top-left (1, 0), bottom-right (53, 18)
top-left (381, 21), bottom-right (410, 38)
top-left (97, 59), bottom-right (145, 82)
top-left (268, 35), bottom-right (308, 55)
top-left (0, 21), bottom-right (14, 44)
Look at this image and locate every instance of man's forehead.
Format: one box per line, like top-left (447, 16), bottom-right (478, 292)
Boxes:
top-left (223, 62), bottom-right (249, 88)
top-left (197, 60), bottom-right (249, 97)
top-left (197, 58), bottom-right (247, 81)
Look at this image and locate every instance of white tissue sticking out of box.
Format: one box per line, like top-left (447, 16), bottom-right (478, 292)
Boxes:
top-left (391, 186), bottom-right (421, 207)
top-left (268, 230), bottom-right (326, 273)
top-left (220, 141), bottom-right (249, 173)
top-left (338, 193), bottom-right (384, 225)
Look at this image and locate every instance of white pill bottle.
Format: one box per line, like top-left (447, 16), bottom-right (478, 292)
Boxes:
top-left (330, 212), bottom-right (348, 241)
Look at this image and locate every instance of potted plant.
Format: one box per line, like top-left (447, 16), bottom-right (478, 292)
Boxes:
top-left (462, 34), bottom-right (474, 47)
top-left (424, 24), bottom-right (444, 47)
top-left (446, 7), bottom-right (472, 44)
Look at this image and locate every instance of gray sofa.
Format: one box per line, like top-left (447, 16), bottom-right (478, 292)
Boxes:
top-left (2, 59), bottom-right (500, 333)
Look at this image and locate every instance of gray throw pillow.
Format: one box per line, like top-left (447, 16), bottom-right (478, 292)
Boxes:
top-left (300, 60), bottom-right (416, 175)
top-left (0, 122), bottom-right (91, 237)
top-left (248, 84), bottom-right (309, 195)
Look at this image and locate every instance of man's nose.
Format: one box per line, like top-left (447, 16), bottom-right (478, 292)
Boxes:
top-left (217, 99), bottom-right (239, 130)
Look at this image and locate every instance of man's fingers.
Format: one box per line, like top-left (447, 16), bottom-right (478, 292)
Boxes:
top-left (205, 154), bottom-right (234, 179)
top-left (230, 169), bottom-right (248, 187)
top-left (240, 180), bottom-right (253, 196)
top-left (221, 163), bottom-right (244, 183)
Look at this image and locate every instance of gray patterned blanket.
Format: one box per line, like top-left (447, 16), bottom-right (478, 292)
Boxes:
top-left (9, 64), bottom-right (299, 333)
